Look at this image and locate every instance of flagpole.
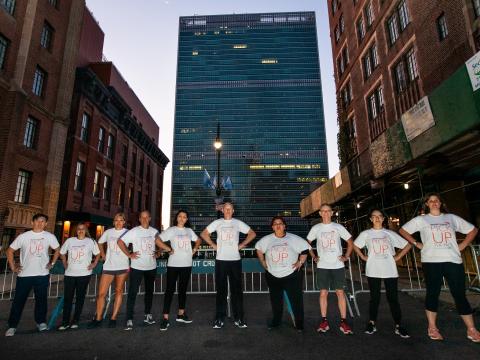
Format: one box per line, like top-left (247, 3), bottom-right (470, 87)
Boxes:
top-left (214, 122), bottom-right (223, 218)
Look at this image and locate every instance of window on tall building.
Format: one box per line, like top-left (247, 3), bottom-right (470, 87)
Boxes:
top-left (14, 169), bottom-right (31, 203)
top-left (474, 0), bottom-right (480, 18)
top-left (118, 181), bottom-right (125, 207)
top-left (146, 164), bottom-right (151, 183)
top-left (437, 13), bottom-right (448, 41)
top-left (23, 116), bottom-right (38, 149)
top-left (363, 43), bottom-right (379, 80)
top-left (131, 151), bottom-right (137, 174)
top-left (394, 48), bottom-right (419, 93)
top-left (0, 34), bottom-right (8, 69)
top-left (397, 0), bottom-right (410, 30)
top-left (394, 61), bottom-right (407, 93)
top-left (40, 22), bottom-right (54, 50)
top-left (332, 0), bottom-right (339, 15)
top-left (80, 113), bottom-right (90, 142)
top-left (335, 25), bottom-right (340, 43)
top-left (387, 14), bottom-right (399, 45)
top-left (356, 17), bottom-right (365, 43)
top-left (406, 48), bottom-right (419, 81)
top-left (93, 170), bottom-right (100, 198)
top-left (121, 144), bottom-right (128, 167)
top-left (128, 186), bottom-right (134, 209)
top-left (137, 190), bottom-right (142, 211)
top-left (32, 66), bottom-right (46, 96)
top-left (106, 134), bottom-right (115, 159)
top-left (48, 0), bottom-right (58, 8)
top-left (103, 175), bottom-right (111, 202)
top-left (139, 158), bottom-right (144, 178)
top-left (367, 86), bottom-right (384, 120)
top-left (74, 161), bottom-right (85, 192)
top-left (1, 0), bottom-right (15, 15)
top-left (337, 46), bottom-right (349, 78)
top-left (97, 127), bottom-right (105, 153)
top-left (339, 14), bottom-right (345, 34)
top-left (364, 2), bottom-right (374, 28)
top-left (341, 81), bottom-right (352, 110)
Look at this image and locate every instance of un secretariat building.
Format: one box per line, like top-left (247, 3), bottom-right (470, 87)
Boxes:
top-left (171, 12), bottom-right (328, 239)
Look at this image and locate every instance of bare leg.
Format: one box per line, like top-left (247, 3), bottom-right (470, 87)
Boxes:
top-left (320, 290), bottom-right (328, 317)
top-left (336, 289), bottom-right (347, 319)
top-left (111, 273), bottom-right (128, 320)
top-left (95, 274), bottom-right (114, 321)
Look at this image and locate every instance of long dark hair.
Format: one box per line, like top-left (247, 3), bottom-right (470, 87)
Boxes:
top-left (423, 192), bottom-right (449, 214)
top-left (270, 216), bottom-right (287, 228)
top-left (368, 208), bottom-right (388, 228)
top-left (173, 210), bottom-right (192, 228)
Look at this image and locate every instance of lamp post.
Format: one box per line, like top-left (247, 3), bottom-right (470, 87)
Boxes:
top-left (213, 123), bottom-right (223, 218)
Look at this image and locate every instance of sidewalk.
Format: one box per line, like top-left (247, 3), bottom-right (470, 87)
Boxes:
top-left (0, 292), bottom-right (479, 359)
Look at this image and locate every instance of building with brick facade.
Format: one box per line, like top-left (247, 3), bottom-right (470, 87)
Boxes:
top-left (0, 0), bottom-right (85, 252)
top-left (301, 0), bottom-right (480, 234)
top-left (56, 9), bottom-right (169, 239)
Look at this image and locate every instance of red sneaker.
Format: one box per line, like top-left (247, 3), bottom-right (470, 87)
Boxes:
top-left (316, 319), bottom-right (330, 333)
top-left (339, 321), bottom-right (353, 335)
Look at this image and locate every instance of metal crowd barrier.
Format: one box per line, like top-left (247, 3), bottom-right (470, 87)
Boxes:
top-left (346, 244), bottom-right (480, 316)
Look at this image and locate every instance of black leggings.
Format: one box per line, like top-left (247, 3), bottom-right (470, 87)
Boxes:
top-left (367, 277), bottom-right (402, 324)
top-left (423, 262), bottom-right (472, 315)
top-left (126, 268), bottom-right (156, 319)
top-left (63, 275), bottom-right (91, 324)
top-left (162, 266), bottom-right (192, 314)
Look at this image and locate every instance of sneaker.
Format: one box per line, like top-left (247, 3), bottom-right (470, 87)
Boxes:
top-left (395, 325), bottom-right (410, 338)
top-left (234, 319), bottom-right (248, 329)
top-left (124, 319), bottom-right (133, 331)
top-left (339, 321), bottom-right (353, 335)
top-left (144, 314), bottom-right (156, 325)
top-left (428, 327), bottom-right (444, 341)
top-left (108, 319), bottom-right (117, 328)
top-left (5, 328), bottom-right (16, 337)
top-left (87, 319), bottom-right (102, 329)
top-left (176, 314), bottom-right (193, 323)
top-left (268, 321), bottom-right (281, 330)
top-left (365, 322), bottom-right (377, 335)
top-left (159, 319), bottom-right (170, 331)
top-left (467, 327), bottom-right (480, 343)
top-left (213, 319), bottom-right (224, 329)
top-left (37, 323), bottom-right (48, 332)
top-left (317, 319), bottom-right (330, 333)
top-left (58, 323), bottom-right (70, 331)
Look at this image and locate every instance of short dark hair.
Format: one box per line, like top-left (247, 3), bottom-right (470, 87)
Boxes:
top-left (173, 210), bottom-right (192, 228)
top-left (32, 213), bottom-right (48, 222)
top-left (423, 192), bottom-right (448, 214)
top-left (319, 203), bottom-right (332, 210)
top-left (270, 215), bottom-right (287, 227)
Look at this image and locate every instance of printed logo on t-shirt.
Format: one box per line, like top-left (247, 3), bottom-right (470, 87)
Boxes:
top-left (70, 245), bottom-right (87, 263)
top-left (29, 238), bottom-right (45, 257)
top-left (270, 243), bottom-right (289, 265)
top-left (175, 234), bottom-right (191, 251)
top-left (140, 236), bottom-right (155, 256)
top-left (219, 226), bottom-right (235, 246)
top-left (319, 231), bottom-right (337, 252)
top-left (430, 222), bottom-right (453, 248)
top-left (108, 238), bottom-right (121, 254)
top-left (371, 237), bottom-right (390, 259)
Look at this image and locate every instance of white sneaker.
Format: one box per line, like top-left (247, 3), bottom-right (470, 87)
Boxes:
top-left (5, 328), bottom-right (16, 337)
top-left (124, 319), bottom-right (133, 331)
top-left (37, 323), bottom-right (48, 332)
top-left (143, 314), bottom-right (156, 325)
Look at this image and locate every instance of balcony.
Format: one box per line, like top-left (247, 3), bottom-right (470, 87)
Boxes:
top-left (369, 106), bottom-right (387, 141)
top-left (395, 79), bottom-right (421, 120)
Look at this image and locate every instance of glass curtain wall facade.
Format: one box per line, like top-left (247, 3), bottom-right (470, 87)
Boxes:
top-left (172, 12), bottom-right (328, 238)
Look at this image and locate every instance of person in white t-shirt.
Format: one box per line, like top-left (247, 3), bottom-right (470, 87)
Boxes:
top-left (59, 222), bottom-right (100, 330)
top-left (200, 202), bottom-right (256, 329)
top-left (117, 210), bottom-right (173, 330)
top-left (88, 213), bottom-right (130, 329)
top-left (5, 213), bottom-right (60, 337)
top-left (158, 210), bottom-right (202, 331)
top-left (399, 193), bottom-right (480, 343)
top-left (353, 209), bottom-right (411, 338)
top-left (307, 203), bottom-right (353, 335)
top-left (256, 216), bottom-right (310, 331)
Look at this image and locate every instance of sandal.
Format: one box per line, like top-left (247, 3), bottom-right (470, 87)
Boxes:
top-left (467, 328), bottom-right (480, 343)
top-left (428, 327), bottom-right (444, 341)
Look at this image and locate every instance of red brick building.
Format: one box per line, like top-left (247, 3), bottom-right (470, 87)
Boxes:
top-left (56, 10), bottom-right (169, 239)
top-left (0, 0), bottom-right (85, 251)
top-left (301, 1), bottom-right (480, 228)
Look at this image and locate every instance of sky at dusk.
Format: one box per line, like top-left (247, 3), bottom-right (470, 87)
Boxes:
top-left (85, 0), bottom-right (338, 228)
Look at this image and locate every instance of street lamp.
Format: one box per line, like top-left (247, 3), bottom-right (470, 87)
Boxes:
top-left (214, 123), bottom-right (223, 217)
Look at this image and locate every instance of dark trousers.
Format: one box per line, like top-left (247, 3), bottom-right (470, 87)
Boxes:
top-left (215, 259), bottom-right (243, 320)
top-left (265, 271), bottom-right (304, 329)
top-left (367, 277), bottom-right (402, 324)
top-left (62, 275), bottom-right (91, 324)
top-left (8, 275), bottom-right (49, 328)
top-left (163, 266), bottom-right (192, 314)
top-left (126, 268), bottom-right (156, 319)
top-left (423, 262), bottom-right (473, 315)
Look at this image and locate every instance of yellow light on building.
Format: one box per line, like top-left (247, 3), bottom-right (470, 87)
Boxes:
top-left (63, 221), bottom-right (71, 242)
top-left (261, 59), bottom-right (278, 64)
top-left (96, 225), bottom-right (105, 239)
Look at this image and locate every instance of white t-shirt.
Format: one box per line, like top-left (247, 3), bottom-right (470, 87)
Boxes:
top-left (206, 218), bottom-right (251, 261)
top-left (160, 226), bottom-right (198, 267)
top-left (307, 222), bottom-right (352, 269)
top-left (98, 228), bottom-right (130, 271)
top-left (354, 228), bottom-right (408, 278)
top-left (120, 226), bottom-right (159, 271)
top-left (401, 213), bottom-right (474, 264)
top-left (255, 232), bottom-right (311, 278)
top-left (60, 237), bottom-right (100, 276)
top-left (9, 230), bottom-right (60, 277)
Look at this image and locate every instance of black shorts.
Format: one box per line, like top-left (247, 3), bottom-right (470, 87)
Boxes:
top-left (316, 268), bottom-right (346, 290)
top-left (102, 269), bottom-right (129, 276)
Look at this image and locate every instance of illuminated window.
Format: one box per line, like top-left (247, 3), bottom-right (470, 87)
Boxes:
top-left (233, 44), bottom-right (247, 49)
top-left (261, 59), bottom-right (278, 64)
top-left (32, 66), bottom-right (46, 96)
top-left (93, 170), bottom-right (100, 198)
top-left (23, 116), bottom-right (38, 149)
top-left (192, 50), bottom-right (198, 55)
top-left (14, 170), bottom-right (31, 203)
